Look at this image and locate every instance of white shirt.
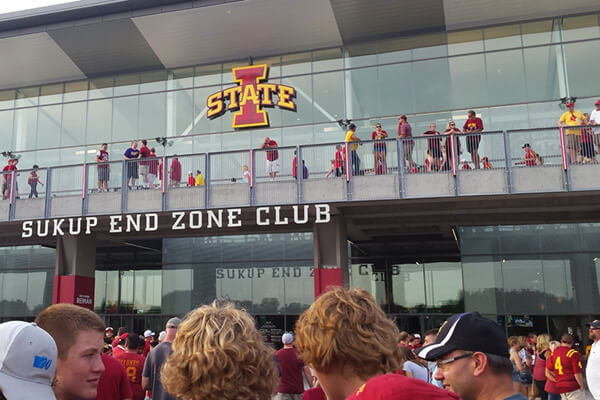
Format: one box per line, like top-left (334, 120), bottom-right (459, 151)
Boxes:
top-left (590, 108), bottom-right (600, 134)
top-left (588, 340), bottom-right (600, 399)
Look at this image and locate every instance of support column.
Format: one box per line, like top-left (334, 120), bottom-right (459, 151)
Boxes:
top-left (313, 215), bottom-right (348, 298)
top-left (53, 234), bottom-right (97, 310)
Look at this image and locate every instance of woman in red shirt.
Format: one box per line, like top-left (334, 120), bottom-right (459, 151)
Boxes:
top-left (372, 123), bottom-right (388, 174)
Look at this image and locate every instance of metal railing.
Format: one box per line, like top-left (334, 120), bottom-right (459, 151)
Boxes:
top-left (1, 126), bottom-right (598, 221)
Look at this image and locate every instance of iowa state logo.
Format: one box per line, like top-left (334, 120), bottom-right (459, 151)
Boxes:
top-left (206, 64), bottom-right (296, 129)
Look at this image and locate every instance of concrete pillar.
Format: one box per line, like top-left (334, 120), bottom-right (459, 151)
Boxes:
top-left (313, 215), bottom-right (349, 298)
top-left (53, 234), bottom-right (97, 310)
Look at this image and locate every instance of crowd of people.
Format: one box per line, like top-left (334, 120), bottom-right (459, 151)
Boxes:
top-left (0, 289), bottom-right (598, 400)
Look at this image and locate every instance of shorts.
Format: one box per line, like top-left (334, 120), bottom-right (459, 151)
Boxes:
top-left (98, 167), bottom-right (110, 182)
top-left (403, 140), bottom-right (414, 160)
top-left (518, 368), bottom-right (532, 386)
top-left (139, 165), bottom-right (149, 175)
top-left (266, 159), bottom-right (280, 174)
top-left (466, 135), bottom-right (481, 153)
top-left (148, 173), bottom-right (156, 184)
top-left (374, 142), bottom-right (387, 153)
top-left (560, 390), bottom-right (585, 400)
top-left (430, 147), bottom-right (442, 159)
top-left (512, 370), bottom-right (520, 383)
top-left (566, 134), bottom-right (581, 152)
top-left (581, 141), bottom-right (595, 158)
top-left (127, 162), bottom-right (139, 179)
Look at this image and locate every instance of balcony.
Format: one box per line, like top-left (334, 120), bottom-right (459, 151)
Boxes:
top-left (1, 126), bottom-right (599, 222)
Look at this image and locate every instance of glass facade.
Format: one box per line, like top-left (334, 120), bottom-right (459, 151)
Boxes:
top-left (0, 15), bottom-right (599, 172)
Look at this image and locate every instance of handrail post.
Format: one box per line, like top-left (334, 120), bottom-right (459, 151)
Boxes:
top-left (345, 142), bottom-right (352, 201)
top-left (205, 153), bottom-right (211, 208)
top-left (297, 145), bottom-right (303, 203)
top-left (44, 168), bottom-right (52, 219)
top-left (161, 156), bottom-right (168, 211)
top-left (450, 134), bottom-right (459, 196)
top-left (503, 130), bottom-right (514, 194)
top-left (121, 160), bottom-right (128, 213)
top-left (249, 150), bottom-right (255, 206)
top-left (397, 138), bottom-right (405, 198)
top-left (8, 170), bottom-right (15, 220)
top-left (559, 127), bottom-right (571, 191)
top-left (82, 164), bottom-right (88, 216)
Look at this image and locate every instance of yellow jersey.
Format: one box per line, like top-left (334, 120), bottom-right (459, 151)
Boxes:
top-left (559, 110), bottom-right (585, 135)
top-left (345, 130), bottom-right (359, 151)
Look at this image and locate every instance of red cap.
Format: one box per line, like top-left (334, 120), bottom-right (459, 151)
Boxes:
top-left (595, 99), bottom-right (600, 105)
top-left (566, 102), bottom-right (574, 107)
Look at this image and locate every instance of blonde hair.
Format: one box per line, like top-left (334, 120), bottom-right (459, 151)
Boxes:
top-left (536, 334), bottom-right (550, 353)
top-left (161, 302), bottom-right (278, 400)
top-left (294, 287), bottom-right (401, 379)
top-left (446, 121), bottom-right (456, 130)
top-left (549, 341), bottom-right (560, 352)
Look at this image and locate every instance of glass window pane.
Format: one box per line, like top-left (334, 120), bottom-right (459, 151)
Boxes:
top-left (86, 99), bottom-right (112, 146)
top-left (522, 19), bottom-right (555, 46)
top-left (61, 102), bottom-right (87, 147)
top-left (37, 105), bottom-right (62, 150)
top-left (64, 80), bottom-right (88, 103)
top-left (14, 107), bottom-right (38, 151)
top-left (0, 90), bottom-right (15, 110)
top-left (313, 71), bottom-right (345, 123)
top-left (94, 270), bottom-right (106, 313)
top-left (411, 32), bottom-right (448, 60)
top-left (391, 263), bottom-right (426, 312)
top-left (168, 67), bottom-right (194, 90)
top-left (0, 109), bottom-right (14, 151)
top-left (140, 70), bottom-right (167, 93)
top-left (253, 55), bottom-right (282, 78)
top-left (378, 63), bottom-right (414, 117)
top-left (112, 96), bottom-right (139, 142)
top-left (561, 15), bottom-right (600, 42)
top-left (312, 48), bottom-right (343, 72)
top-left (448, 54), bottom-right (487, 109)
top-left (284, 265), bottom-right (313, 314)
top-left (193, 86), bottom-right (223, 134)
top-left (134, 270), bottom-right (161, 313)
top-left (424, 262), bottom-right (463, 313)
top-left (485, 50), bottom-right (526, 105)
top-left (193, 133), bottom-right (221, 154)
top-left (280, 125), bottom-right (312, 146)
top-left (27, 271), bottom-right (48, 314)
top-left (39, 84), bottom-right (63, 105)
top-left (542, 258), bottom-right (576, 314)
top-left (448, 29), bottom-right (483, 56)
top-left (167, 89), bottom-right (194, 137)
top-left (413, 58), bottom-right (452, 113)
top-left (282, 52), bottom-right (311, 76)
top-left (253, 265), bottom-right (285, 314)
top-left (114, 73), bottom-right (140, 96)
top-left (103, 270), bottom-right (119, 313)
top-left (194, 64), bottom-right (222, 87)
top-left (564, 41), bottom-right (600, 98)
top-left (462, 257), bottom-right (503, 314)
top-left (89, 77), bottom-right (114, 99)
top-left (502, 258), bottom-right (544, 313)
top-left (1, 272), bottom-right (28, 315)
top-left (15, 87), bottom-right (39, 108)
top-left (119, 270), bottom-right (134, 313)
top-left (281, 75), bottom-right (312, 125)
top-left (484, 24), bottom-right (521, 51)
top-left (345, 44), bottom-right (377, 68)
top-left (523, 46), bottom-right (561, 102)
top-left (347, 67), bottom-right (379, 119)
top-left (139, 92), bottom-right (166, 140)
top-left (162, 266), bottom-right (193, 314)
top-left (350, 262), bottom-right (386, 309)
top-left (377, 37), bottom-right (412, 63)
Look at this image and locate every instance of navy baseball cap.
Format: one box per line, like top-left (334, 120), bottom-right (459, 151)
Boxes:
top-left (416, 312), bottom-right (509, 361)
top-left (587, 320), bottom-right (600, 329)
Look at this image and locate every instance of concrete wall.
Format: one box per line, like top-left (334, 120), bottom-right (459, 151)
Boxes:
top-left (126, 190), bottom-right (162, 212)
top-left (255, 181), bottom-right (297, 205)
top-left (168, 187), bottom-right (206, 210)
top-left (303, 178), bottom-right (347, 203)
top-left (0, 201), bottom-right (9, 221)
top-left (570, 164), bottom-right (600, 191)
top-left (210, 183), bottom-right (250, 207)
top-left (458, 168), bottom-right (508, 195)
top-left (51, 195), bottom-right (82, 217)
top-left (88, 192), bottom-right (122, 215)
top-left (14, 198), bottom-right (45, 220)
top-left (352, 175), bottom-right (399, 200)
top-left (512, 166), bottom-right (565, 193)
top-left (404, 172), bottom-right (454, 198)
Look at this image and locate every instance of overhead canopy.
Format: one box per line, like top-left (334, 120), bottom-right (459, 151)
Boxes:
top-left (0, 0), bottom-right (598, 89)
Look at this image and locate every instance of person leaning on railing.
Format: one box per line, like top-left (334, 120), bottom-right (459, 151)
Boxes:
top-left (558, 102), bottom-right (585, 165)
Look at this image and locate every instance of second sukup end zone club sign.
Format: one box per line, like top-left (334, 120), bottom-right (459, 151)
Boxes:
top-left (207, 64), bottom-right (297, 129)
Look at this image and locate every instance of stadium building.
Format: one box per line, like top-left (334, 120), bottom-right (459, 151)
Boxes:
top-left (0, 0), bottom-right (599, 346)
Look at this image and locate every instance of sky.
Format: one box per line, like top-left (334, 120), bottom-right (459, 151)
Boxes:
top-left (0, 0), bottom-right (81, 15)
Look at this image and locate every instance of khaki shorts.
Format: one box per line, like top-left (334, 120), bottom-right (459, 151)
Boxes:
top-left (560, 389), bottom-right (585, 400)
top-left (566, 134), bottom-right (581, 151)
top-left (403, 141), bottom-right (414, 160)
top-left (139, 165), bottom-right (149, 175)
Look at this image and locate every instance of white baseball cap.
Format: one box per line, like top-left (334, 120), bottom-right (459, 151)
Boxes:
top-left (0, 321), bottom-right (57, 400)
top-left (281, 332), bottom-right (294, 345)
top-left (143, 330), bottom-right (155, 338)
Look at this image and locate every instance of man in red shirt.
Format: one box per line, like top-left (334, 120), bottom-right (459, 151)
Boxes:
top-left (546, 333), bottom-right (585, 400)
top-left (139, 139), bottom-right (151, 189)
top-left (115, 334), bottom-right (146, 400)
top-left (169, 156), bottom-right (182, 188)
top-left (463, 110), bottom-right (484, 169)
top-left (2, 159), bottom-right (13, 200)
top-left (97, 353), bottom-right (133, 400)
top-left (275, 332), bottom-right (312, 400)
top-left (142, 330), bottom-right (154, 357)
top-left (112, 333), bottom-right (128, 358)
top-left (260, 136), bottom-right (279, 180)
top-left (519, 143), bottom-right (537, 167)
top-left (148, 148), bottom-right (159, 189)
top-left (95, 143), bottom-right (110, 192)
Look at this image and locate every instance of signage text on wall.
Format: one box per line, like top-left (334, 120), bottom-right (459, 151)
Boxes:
top-left (206, 64), bottom-right (297, 129)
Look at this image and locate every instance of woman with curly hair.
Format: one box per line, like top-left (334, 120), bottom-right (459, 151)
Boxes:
top-left (161, 301), bottom-right (279, 400)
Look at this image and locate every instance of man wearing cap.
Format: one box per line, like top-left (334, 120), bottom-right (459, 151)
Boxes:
top-left (35, 303), bottom-right (106, 400)
top-left (546, 333), bottom-right (584, 400)
top-left (104, 327), bottom-right (114, 345)
top-left (295, 287), bottom-right (459, 400)
top-left (518, 144), bottom-right (537, 167)
top-left (558, 102), bottom-right (585, 164)
top-left (142, 329), bottom-right (154, 357)
top-left (274, 332), bottom-right (312, 400)
top-left (0, 321), bottom-right (58, 400)
top-left (417, 312), bottom-right (526, 400)
top-left (142, 317), bottom-right (180, 400)
top-left (112, 332), bottom-right (128, 358)
top-left (588, 320), bottom-right (600, 400)
top-left (345, 124), bottom-right (361, 176)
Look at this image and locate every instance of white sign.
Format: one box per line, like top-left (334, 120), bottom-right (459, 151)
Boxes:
top-left (21, 204), bottom-right (331, 238)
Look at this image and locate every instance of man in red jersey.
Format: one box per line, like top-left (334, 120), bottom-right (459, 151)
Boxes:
top-left (546, 333), bottom-right (585, 400)
top-left (463, 110), bottom-right (484, 169)
top-left (260, 136), bottom-right (279, 180)
top-left (275, 332), bottom-right (312, 400)
top-left (115, 334), bottom-right (145, 400)
top-left (97, 353), bottom-right (132, 400)
top-left (138, 139), bottom-right (151, 189)
top-left (294, 287), bottom-right (459, 400)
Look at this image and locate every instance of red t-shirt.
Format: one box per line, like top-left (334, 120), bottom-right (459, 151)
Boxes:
top-left (346, 374), bottom-right (460, 400)
top-left (265, 140), bottom-right (279, 161)
top-left (335, 150), bottom-right (343, 168)
top-left (292, 155), bottom-right (297, 178)
top-left (463, 118), bottom-right (484, 132)
top-left (372, 130), bottom-right (388, 140)
top-left (139, 146), bottom-right (151, 165)
top-left (275, 347), bottom-right (304, 394)
top-left (423, 130), bottom-right (441, 150)
top-left (303, 386), bottom-right (326, 400)
top-left (148, 154), bottom-right (159, 175)
top-left (96, 354), bottom-right (133, 400)
top-left (187, 175), bottom-right (195, 186)
top-left (170, 159), bottom-right (181, 181)
top-left (112, 345), bottom-right (126, 358)
top-left (115, 352), bottom-right (146, 400)
top-left (97, 150), bottom-right (109, 169)
top-left (547, 347), bottom-right (583, 393)
top-left (142, 340), bottom-right (151, 357)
